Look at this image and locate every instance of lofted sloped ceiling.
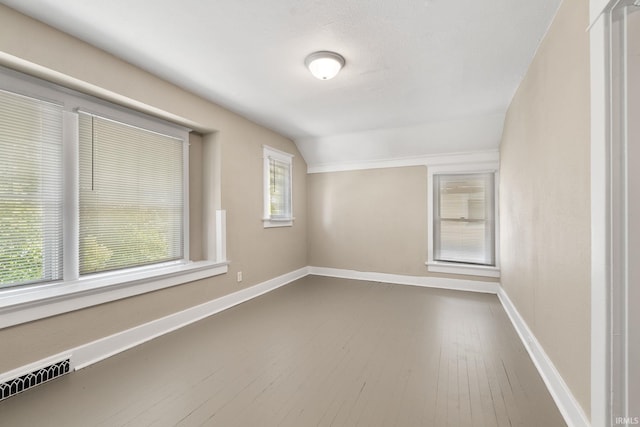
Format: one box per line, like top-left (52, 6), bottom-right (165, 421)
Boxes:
top-left (0, 0), bottom-right (561, 169)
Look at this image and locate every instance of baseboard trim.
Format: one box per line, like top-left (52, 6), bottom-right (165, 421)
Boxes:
top-left (2, 266), bottom-right (495, 382)
top-left (0, 264), bottom-right (589, 427)
top-left (1, 267), bottom-right (308, 382)
top-left (71, 266), bottom-right (308, 370)
top-left (311, 266), bottom-right (588, 427)
top-left (308, 266), bottom-right (500, 294)
top-left (497, 288), bottom-right (590, 427)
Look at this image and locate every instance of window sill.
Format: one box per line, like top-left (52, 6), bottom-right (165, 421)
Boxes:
top-left (425, 261), bottom-right (500, 278)
top-left (0, 260), bottom-right (229, 329)
top-left (263, 217), bottom-right (294, 228)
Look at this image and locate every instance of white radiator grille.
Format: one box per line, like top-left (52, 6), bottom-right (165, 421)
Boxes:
top-left (0, 359), bottom-right (70, 401)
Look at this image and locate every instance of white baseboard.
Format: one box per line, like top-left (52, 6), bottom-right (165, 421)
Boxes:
top-left (310, 266), bottom-right (588, 427)
top-left (308, 266), bottom-right (500, 294)
top-left (71, 266), bottom-right (308, 370)
top-left (0, 264), bottom-right (589, 427)
top-left (0, 267), bottom-right (306, 384)
top-left (0, 266), bottom-right (494, 384)
top-left (0, 266), bottom-right (308, 384)
top-left (497, 288), bottom-right (590, 427)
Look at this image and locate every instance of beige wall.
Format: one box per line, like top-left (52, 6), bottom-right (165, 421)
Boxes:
top-left (307, 166), bottom-right (498, 282)
top-left (308, 167), bottom-right (428, 275)
top-left (499, 0), bottom-right (591, 415)
top-left (0, 5), bottom-right (593, 418)
top-left (0, 5), bottom-right (307, 372)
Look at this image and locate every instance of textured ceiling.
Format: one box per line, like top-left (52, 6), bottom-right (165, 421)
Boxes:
top-left (1, 0), bottom-right (561, 168)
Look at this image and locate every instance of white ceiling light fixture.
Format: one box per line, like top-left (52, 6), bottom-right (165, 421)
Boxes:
top-left (305, 51), bottom-right (345, 80)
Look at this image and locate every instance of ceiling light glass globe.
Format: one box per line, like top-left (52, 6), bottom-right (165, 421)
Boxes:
top-left (305, 52), bottom-right (345, 80)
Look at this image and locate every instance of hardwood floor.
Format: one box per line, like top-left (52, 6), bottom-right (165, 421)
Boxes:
top-left (0, 276), bottom-right (566, 426)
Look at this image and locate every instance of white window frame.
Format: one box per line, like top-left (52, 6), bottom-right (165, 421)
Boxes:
top-left (426, 160), bottom-right (500, 278)
top-left (0, 67), bottom-right (228, 329)
top-left (263, 145), bottom-right (294, 228)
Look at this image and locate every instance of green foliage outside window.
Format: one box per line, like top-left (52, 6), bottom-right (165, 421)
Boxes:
top-left (0, 203), bottom-right (43, 286)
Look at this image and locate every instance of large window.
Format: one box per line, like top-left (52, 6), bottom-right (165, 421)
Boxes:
top-left (263, 145), bottom-right (293, 228)
top-left (0, 68), bottom-right (228, 326)
top-left (426, 160), bottom-right (499, 278)
top-left (0, 86), bottom-right (188, 290)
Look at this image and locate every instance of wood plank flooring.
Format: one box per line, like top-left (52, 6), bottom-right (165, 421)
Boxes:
top-left (0, 276), bottom-right (566, 426)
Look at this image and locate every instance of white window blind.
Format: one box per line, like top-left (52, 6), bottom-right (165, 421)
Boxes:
top-left (269, 157), bottom-right (291, 219)
top-left (0, 89), bottom-right (63, 287)
top-left (433, 173), bottom-right (495, 266)
top-left (78, 113), bottom-right (184, 275)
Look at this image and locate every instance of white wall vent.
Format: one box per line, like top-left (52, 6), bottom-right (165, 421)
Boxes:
top-left (0, 359), bottom-right (71, 401)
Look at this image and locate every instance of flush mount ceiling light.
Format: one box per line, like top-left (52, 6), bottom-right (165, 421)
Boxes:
top-left (305, 51), bottom-right (345, 80)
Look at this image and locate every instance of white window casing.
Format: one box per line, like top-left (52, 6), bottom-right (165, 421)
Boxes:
top-left (426, 160), bottom-right (500, 278)
top-left (0, 66), bottom-right (228, 328)
top-left (263, 145), bottom-right (294, 228)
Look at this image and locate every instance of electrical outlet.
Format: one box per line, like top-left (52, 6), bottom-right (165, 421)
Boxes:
top-left (237, 271), bottom-right (243, 282)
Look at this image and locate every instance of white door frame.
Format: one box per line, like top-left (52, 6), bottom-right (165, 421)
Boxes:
top-left (590, 1), bottom-right (638, 425)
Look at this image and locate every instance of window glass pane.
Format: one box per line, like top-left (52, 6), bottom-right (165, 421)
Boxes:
top-left (437, 220), bottom-right (489, 264)
top-left (269, 158), bottom-right (291, 218)
top-left (434, 173), bottom-right (494, 265)
top-left (0, 89), bottom-right (63, 287)
top-left (79, 114), bottom-right (183, 275)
